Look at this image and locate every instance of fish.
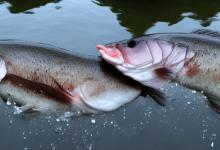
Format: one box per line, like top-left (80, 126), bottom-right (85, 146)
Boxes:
top-left (0, 40), bottom-right (164, 115)
top-left (97, 29), bottom-right (220, 113)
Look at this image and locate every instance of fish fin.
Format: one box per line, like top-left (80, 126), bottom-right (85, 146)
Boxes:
top-left (19, 104), bottom-right (34, 112)
top-left (79, 80), bottom-right (141, 112)
top-left (5, 74), bottom-right (77, 104)
top-left (21, 106), bottom-right (39, 114)
top-left (21, 109), bottom-right (40, 118)
top-left (51, 77), bottom-right (76, 100)
top-left (208, 99), bottom-right (220, 114)
top-left (191, 29), bottom-right (220, 38)
top-left (0, 57), bottom-right (6, 82)
top-left (205, 94), bottom-right (220, 114)
top-left (22, 108), bottom-right (39, 114)
top-left (141, 86), bottom-right (166, 106)
top-left (154, 67), bottom-right (174, 80)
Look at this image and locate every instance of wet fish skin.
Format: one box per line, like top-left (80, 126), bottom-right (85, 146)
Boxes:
top-left (0, 40), bottom-right (146, 114)
top-left (97, 30), bottom-right (220, 113)
top-left (147, 31), bottom-right (220, 98)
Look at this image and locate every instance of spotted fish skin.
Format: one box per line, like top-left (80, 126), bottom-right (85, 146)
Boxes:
top-left (148, 31), bottom-right (220, 98)
top-left (0, 40), bottom-right (144, 114)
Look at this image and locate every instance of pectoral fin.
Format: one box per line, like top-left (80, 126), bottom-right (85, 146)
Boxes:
top-left (154, 68), bottom-right (174, 80)
top-left (19, 105), bottom-right (39, 114)
top-left (141, 86), bottom-right (166, 106)
top-left (5, 74), bottom-right (77, 104)
top-left (206, 94), bottom-right (220, 114)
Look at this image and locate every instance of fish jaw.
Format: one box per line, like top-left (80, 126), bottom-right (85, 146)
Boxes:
top-left (97, 40), bottom-right (195, 89)
top-left (0, 57), bottom-right (6, 81)
top-left (96, 45), bottom-right (124, 65)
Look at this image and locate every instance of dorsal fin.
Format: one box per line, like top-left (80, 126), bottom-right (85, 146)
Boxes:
top-left (191, 29), bottom-right (220, 38)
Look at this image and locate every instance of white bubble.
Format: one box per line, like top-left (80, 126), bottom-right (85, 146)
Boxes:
top-left (192, 90), bottom-right (196, 94)
top-left (6, 101), bottom-right (11, 106)
top-left (211, 142), bottom-right (214, 147)
top-left (91, 118), bottom-right (96, 124)
top-left (9, 119), bottom-right (13, 125)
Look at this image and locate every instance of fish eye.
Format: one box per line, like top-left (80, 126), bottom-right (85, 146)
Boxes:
top-left (127, 40), bottom-right (136, 48)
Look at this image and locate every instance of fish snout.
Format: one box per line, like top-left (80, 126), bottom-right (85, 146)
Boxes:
top-left (96, 44), bottom-right (124, 65)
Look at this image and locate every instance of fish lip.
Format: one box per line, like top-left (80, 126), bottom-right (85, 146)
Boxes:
top-left (96, 44), bottom-right (124, 65)
top-left (107, 44), bottom-right (136, 67)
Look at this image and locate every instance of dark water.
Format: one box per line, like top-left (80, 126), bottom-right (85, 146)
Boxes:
top-left (0, 0), bottom-right (220, 150)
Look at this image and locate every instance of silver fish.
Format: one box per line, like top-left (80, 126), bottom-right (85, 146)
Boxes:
top-left (0, 40), bottom-right (162, 115)
top-left (97, 29), bottom-right (220, 113)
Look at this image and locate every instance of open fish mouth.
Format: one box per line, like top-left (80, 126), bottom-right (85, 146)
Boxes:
top-left (96, 44), bottom-right (125, 65)
top-left (97, 39), bottom-right (195, 89)
top-left (96, 43), bottom-right (152, 68)
top-left (97, 39), bottom-right (196, 71)
top-left (97, 40), bottom-right (179, 69)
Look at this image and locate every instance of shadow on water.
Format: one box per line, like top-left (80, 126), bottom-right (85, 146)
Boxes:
top-left (0, 0), bottom-right (61, 13)
top-left (94, 0), bottom-right (220, 36)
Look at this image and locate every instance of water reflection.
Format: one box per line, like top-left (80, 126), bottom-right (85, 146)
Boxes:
top-left (0, 0), bottom-right (61, 13)
top-left (95, 0), bottom-right (220, 36)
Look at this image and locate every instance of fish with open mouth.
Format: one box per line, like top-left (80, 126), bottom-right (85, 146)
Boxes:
top-left (0, 40), bottom-right (164, 115)
top-left (97, 29), bottom-right (220, 113)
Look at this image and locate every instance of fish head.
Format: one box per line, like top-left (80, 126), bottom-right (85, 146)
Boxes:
top-left (96, 39), bottom-right (155, 69)
top-left (97, 38), bottom-right (195, 89)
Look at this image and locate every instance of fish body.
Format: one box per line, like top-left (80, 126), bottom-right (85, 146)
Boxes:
top-left (0, 40), bottom-right (145, 115)
top-left (151, 31), bottom-right (220, 99)
top-left (97, 30), bottom-right (220, 112)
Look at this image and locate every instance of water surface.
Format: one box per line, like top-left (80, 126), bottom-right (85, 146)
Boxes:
top-left (0, 0), bottom-right (220, 149)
